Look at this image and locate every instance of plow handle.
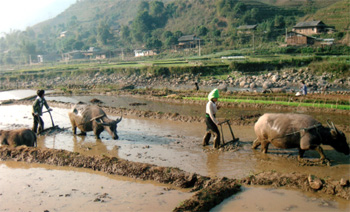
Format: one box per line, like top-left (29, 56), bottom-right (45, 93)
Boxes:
top-left (44, 110), bottom-right (55, 127)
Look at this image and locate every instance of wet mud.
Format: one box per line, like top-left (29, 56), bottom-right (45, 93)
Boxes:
top-left (242, 171), bottom-right (350, 200)
top-left (0, 92), bottom-right (349, 211)
top-left (0, 161), bottom-right (192, 212)
top-left (0, 145), bottom-right (241, 211)
top-left (0, 145), bottom-right (349, 212)
top-left (0, 146), bottom-right (210, 190)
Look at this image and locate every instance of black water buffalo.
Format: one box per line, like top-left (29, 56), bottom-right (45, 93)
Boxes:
top-left (0, 128), bottom-right (37, 147)
top-left (68, 105), bottom-right (122, 139)
top-left (252, 113), bottom-right (349, 160)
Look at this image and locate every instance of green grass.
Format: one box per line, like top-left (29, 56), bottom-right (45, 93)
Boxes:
top-left (184, 97), bottom-right (350, 110)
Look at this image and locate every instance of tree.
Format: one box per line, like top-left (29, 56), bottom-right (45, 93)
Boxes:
top-left (73, 41), bottom-right (84, 50)
top-left (149, 1), bottom-right (167, 28)
top-left (69, 16), bottom-right (78, 28)
top-left (121, 25), bottom-right (131, 42)
top-left (164, 36), bottom-right (177, 48)
top-left (139, 1), bottom-right (149, 12)
top-left (97, 20), bottom-right (114, 46)
top-left (174, 31), bottom-right (183, 38)
top-left (274, 15), bottom-right (285, 28)
top-left (132, 11), bottom-right (153, 43)
top-left (162, 31), bottom-right (173, 40)
top-left (149, 1), bottom-right (165, 18)
top-left (197, 26), bottom-right (208, 36)
top-left (145, 37), bottom-right (162, 49)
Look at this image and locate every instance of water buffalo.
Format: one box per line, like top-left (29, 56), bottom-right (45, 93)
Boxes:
top-left (252, 113), bottom-right (349, 160)
top-left (68, 105), bottom-right (122, 140)
top-left (0, 128), bottom-right (37, 147)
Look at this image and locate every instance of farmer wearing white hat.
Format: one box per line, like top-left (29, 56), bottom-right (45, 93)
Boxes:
top-left (203, 88), bottom-right (221, 148)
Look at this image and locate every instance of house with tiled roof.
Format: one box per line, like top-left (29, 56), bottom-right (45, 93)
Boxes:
top-left (237, 25), bottom-right (257, 31)
top-left (292, 20), bottom-right (328, 35)
top-left (177, 35), bottom-right (200, 49)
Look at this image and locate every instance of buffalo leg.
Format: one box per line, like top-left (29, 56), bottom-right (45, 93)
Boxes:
top-left (78, 131), bottom-right (87, 136)
top-left (252, 138), bottom-right (261, 149)
top-left (261, 142), bottom-right (269, 153)
top-left (315, 146), bottom-right (327, 160)
top-left (202, 131), bottom-right (211, 146)
top-left (72, 126), bottom-right (77, 134)
top-left (94, 128), bottom-right (104, 139)
top-left (298, 149), bottom-right (305, 161)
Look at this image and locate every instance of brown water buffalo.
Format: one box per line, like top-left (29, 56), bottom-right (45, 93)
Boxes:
top-left (0, 128), bottom-right (37, 147)
top-left (252, 113), bottom-right (349, 160)
top-left (68, 105), bottom-right (122, 139)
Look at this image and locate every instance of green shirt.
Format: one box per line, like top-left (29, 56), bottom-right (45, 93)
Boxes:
top-left (32, 96), bottom-right (49, 116)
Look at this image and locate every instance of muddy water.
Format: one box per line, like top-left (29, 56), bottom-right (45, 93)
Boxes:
top-left (0, 161), bottom-right (192, 212)
top-left (0, 94), bottom-right (349, 211)
top-left (212, 186), bottom-right (350, 212)
top-left (46, 94), bottom-right (350, 126)
top-left (46, 95), bottom-right (273, 118)
top-left (0, 89), bottom-right (37, 101)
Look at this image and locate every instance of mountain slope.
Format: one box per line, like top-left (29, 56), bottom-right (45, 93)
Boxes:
top-left (300, 0), bottom-right (350, 31)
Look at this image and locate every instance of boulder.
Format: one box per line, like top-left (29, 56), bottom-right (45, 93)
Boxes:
top-left (249, 82), bottom-right (256, 89)
top-left (308, 175), bottom-right (323, 190)
top-left (272, 75), bottom-right (279, 82)
top-left (217, 84), bottom-right (228, 92)
top-left (239, 81), bottom-right (246, 88)
top-left (262, 81), bottom-right (272, 89)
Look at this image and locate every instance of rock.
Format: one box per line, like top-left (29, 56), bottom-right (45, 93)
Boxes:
top-left (339, 178), bottom-right (348, 186)
top-left (90, 98), bottom-right (103, 104)
top-left (217, 84), bottom-right (228, 92)
top-left (262, 81), bottom-right (272, 89)
top-left (270, 87), bottom-right (286, 93)
top-left (239, 81), bottom-right (246, 88)
top-left (308, 175), bottom-right (323, 190)
top-left (120, 84), bottom-right (135, 90)
top-left (272, 75), bottom-right (279, 82)
top-left (249, 82), bottom-right (256, 89)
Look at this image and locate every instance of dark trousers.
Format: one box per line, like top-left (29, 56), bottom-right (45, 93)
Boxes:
top-left (32, 114), bottom-right (44, 134)
top-left (203, 116), bottom-right (221, 148)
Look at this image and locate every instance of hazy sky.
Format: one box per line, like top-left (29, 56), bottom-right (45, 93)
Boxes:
top-left (0, 0), bottom-right (76, 34)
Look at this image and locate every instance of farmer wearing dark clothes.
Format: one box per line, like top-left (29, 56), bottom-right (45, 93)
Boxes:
top-left (203, 89), bottom-right (221, 148)
top-left (32, 90), bottom-right (52, 134)
top-left (300, 80), bottom-right (307, 95)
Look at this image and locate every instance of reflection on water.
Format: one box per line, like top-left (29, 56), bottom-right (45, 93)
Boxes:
top-left (212, 186), bottom-right (350, 212)
top-left (0, 89), bottom-right (54, 101)
top-left (0, 89), bottom-right (37, 101)
top-left (0, 161), bottom-right (192, 212)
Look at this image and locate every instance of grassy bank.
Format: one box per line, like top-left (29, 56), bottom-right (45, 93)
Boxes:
top-left (184, 97), bottom-right (350, 110)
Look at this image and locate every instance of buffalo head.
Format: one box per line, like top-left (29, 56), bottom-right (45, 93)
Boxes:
top-left (91, 115), bottom-right (122, 140)
top-left (327, 120), bottom-right (350, 155)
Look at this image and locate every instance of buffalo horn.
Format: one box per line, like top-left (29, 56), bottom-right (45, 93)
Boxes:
top-left (116, 116), bottom-right (122, 124)
top-left (327, 119), bottom-right (338, 134)
top-left (331, 121), bottom-right (339, 134)
top-left (326, 119), bottom-right (333, 129)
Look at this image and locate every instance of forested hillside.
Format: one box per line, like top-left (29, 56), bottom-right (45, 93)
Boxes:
top-left (0, 0), bottom-right (347, 66)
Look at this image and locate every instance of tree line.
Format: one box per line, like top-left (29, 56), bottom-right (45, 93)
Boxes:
top-left (0, 0), bottom-right (346, 65)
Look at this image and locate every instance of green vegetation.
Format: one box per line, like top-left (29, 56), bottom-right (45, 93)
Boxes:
top-left (1, 55), bottom-right (347, 84)
top-left (0, 0), bottom-right (348, 68)
top-left (184, 97), bottom-right (350, 110)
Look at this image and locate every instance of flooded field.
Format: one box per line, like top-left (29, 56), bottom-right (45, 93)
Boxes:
top-left (0, 90), bottom-right (349, 211)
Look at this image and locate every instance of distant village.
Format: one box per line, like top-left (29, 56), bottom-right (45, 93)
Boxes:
top-left (37, 20), bottom-right (336, 63)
